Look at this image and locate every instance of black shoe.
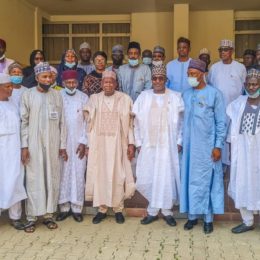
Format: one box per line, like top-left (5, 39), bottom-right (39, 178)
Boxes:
top-left (92, 212), bottom-right (107, 224)
top-left (231, 223), bottom-right (254, 234)
top-left (56, 212), bottom-right (70, 221)
top-left (140, 215), bottom-right (158, 225)
top-left (115, 212), bottom-right (125, 224)
top-left (163, 215), bottom-right (177, 227)
top-left (11, 220), bottom-right (25, 230)
top-left (184, 219), bottom-right (198, 230)
top-left (204, 222), bottom-right (213, 234)
top-left (72, 213), bottom-right (83, 222)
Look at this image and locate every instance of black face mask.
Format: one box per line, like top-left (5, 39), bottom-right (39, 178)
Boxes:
top-left (39, 83), bottom-right (51, 91)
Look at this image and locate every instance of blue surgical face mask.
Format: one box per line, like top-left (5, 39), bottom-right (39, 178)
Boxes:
top-left (128, 59), bottom-right (139, 67)
top-left (142, 57), bottom-right (152, 65)
top-left (188, 77), bottom-right (200, 88)
top-left (10, 75), bottom-right (23, 85)
top-left (245, 89), bottom-right (260, 99)
top-left (65, 87), bottom-right (76, 95)
top-left (65, 62), bottom-right (76, 68)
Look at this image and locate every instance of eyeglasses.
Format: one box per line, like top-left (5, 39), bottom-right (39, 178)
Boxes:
top-left (246, 83), bottom-right (259, 87)
top-left (34, 57), bottom-right (44, 61)
top-left (152, 76), bottom-right (165, 81)
top-left (218, 48), bottom-right (232, 52)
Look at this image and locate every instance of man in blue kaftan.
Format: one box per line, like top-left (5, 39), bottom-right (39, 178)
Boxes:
top-left (180, 59), bottom-right (226, 234)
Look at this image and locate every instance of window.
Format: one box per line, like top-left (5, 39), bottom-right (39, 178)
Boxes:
top-left (42, 21), bottom-right (130, 64)
top-left (235, 19), bottom-right (260, 59)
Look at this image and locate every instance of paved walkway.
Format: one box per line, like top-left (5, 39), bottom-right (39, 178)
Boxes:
top-left (0, 216), bottom-right (260, 260)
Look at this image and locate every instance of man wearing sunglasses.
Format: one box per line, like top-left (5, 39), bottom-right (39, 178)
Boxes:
top-left (208, 39), bottom-right (247, 169)
top-left (133, 64), bottom-right (184, 226)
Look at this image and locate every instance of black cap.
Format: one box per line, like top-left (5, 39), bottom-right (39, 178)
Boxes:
top-left (128, 41), bottom-right (141, 51)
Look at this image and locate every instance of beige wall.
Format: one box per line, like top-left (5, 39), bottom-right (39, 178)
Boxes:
top-left (189, 10), bottom-right (234, 63)
top-left (131, 12), bottom-right (173, 62)
top-left (130, 10), bottom-right (235, 63)
top-left (0, 0), bottom-right (36, 65)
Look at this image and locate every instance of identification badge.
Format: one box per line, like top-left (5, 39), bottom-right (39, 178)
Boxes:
top-left (49, 111), bottom-right (58, 120)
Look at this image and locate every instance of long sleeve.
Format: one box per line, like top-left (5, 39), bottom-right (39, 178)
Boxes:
top-left (78, 95), bottom-right (89, 145)
top-left (59, 95), bottom-right (67, 149)
top-left (117, 68), bottom-right (123, 92)
top-left (83, 95), bottom-right (97, 146)
top-left (127, 101), bottom-right (135, 145)
top-left (132, 95), bottom-right (142, 147)
top-left (176, 95), bottom-right (185, 146)
top-left (207, 66), bottom-right (214, 86)
top-left (20, 91), bottom-right (30, 148)
top-left (214, 90), bottom-right (227, 149)
top-left (78, 119), bottom-right (88, 145)
top-left (144, 67), bottom-right (152, 90)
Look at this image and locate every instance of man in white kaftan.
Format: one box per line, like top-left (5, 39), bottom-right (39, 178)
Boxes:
top-left (208, 39), bottom-right (247, 166)
top-left (21, 62), bottom-right (67, 233)
top-left (84, 70), bottom-right (135, 224)
top-left (0, 73), bottom-right (27, 230)
top-left (56, 70), bottom-right (88, 223)
top-left (227, 69), bottom-right (260, 234)
top-left (133, 65), bottom-right (184, 226)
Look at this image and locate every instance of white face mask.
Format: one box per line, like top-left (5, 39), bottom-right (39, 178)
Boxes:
top-left (0, 54), bottom-right (5, 61)
top-left (245, 89), bottom-right (260, 99)
top-left (188, 77), bottom-right (200, 87)
top-left (152, 60), bottom-right (163, 66)
top-left (128, 59), bottom-right (139, 67)
top-left (65, 87), bottom-right (76, 95)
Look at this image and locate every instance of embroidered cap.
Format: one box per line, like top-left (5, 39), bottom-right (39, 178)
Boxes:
top-left (153, 45), bottom-right (165, 55)
top-left (247, 69), bottom-right (260, 79)
top-left (188, 59), bottom-right (206, 73)
top-left (102, 70), bottom-right (117, 80)
top-left (34, 62), bottom-right (51, 75)
top-left (112, 44), bottom-right (124, 54)
top-left (199, 48), bottom-right (210, 56)
top-left (152, 64), bottom-right (167, 77)
top-left (219, 39), bottom-right (234, 49)
top-left (62, 70), bottom-right (78, 81)
top-left (79, 42), bottom-right (91, 50)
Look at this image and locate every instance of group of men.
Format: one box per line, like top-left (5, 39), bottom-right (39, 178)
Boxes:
top-left (0, 36), bottom-right (260, 235)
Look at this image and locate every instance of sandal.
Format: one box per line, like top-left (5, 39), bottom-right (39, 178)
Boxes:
top-left (24, 221), bottom-right (36, 233)
top-left (43, 218), bottom-right (58, 230)
top-left (11, 220), bottom-right (25, 230)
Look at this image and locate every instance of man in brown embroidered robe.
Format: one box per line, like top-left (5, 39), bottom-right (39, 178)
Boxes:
top-left (84, 70), bottom-right (135, 224)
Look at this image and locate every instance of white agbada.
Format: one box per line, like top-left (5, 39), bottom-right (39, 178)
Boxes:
top-left (59, 89), bottom-right (88, 207)
top-left (0, 101), bottom-right (27, 211)
top-left (227, 95), bottom-right (260, 210)
top-left (133, 89), bottom-right (184, 209)
top-left (208, 60), bottom-right (247, 165)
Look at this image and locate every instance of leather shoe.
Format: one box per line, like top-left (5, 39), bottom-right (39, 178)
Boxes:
top-left (11, 220), bottom-right (25, 230)
top-left (184, 219), bottom-right (198, 230)
top-left (203, 222), bottom-right (213, 234)
top-left (140, 215), bottom-right (158, 225)
top-left (56, 211), bottom-right (70, 221)
top-left (231, 223), bottom-right (254, 234)
top-left (72, 213), bottom-right (83, 222)
top-left (115, 212), bottom-right (125, 224)
top-left (163, 215), bottom-right (177, 227)
top-left (92, 212), bottom-right (107, 224)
